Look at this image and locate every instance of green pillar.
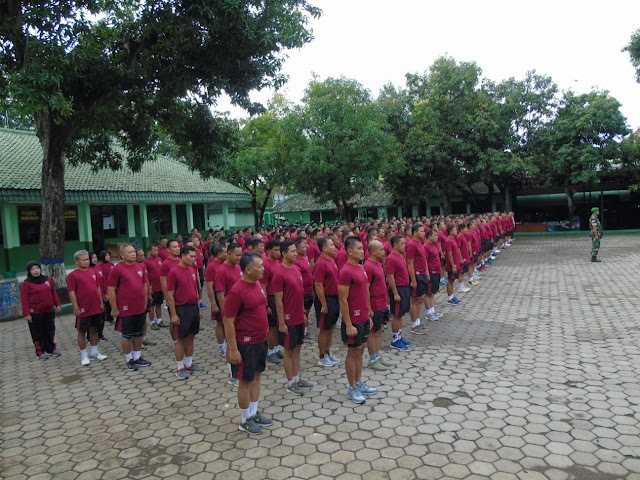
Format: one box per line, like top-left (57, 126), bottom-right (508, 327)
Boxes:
top-left (126, 204), bottom-right (136, 238)
top-left (171, 204), bottom-right (178, 234)
top-left (78, 202), bottom-right (92, 243)
top-left (466, 203), bottom-right (471, 214)
top-left (412, 205), bottom-right (418, 217)
top-left (203, 203), bottom-right (208, 230)
top-left (491, 198), bottom-right (497, 212)
top-left (222, 202), bottom-right (229, 232)
top-left (186, 202), bottom-right (194, 231)
top-left (139, 202), bottom-right (149, 247)
top-left (1, 202), bottom-right (20, 248)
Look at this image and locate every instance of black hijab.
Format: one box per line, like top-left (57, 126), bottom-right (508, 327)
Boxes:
top-left (88, 250), bottom-right (98, 268)
top-left (98, 250), bottom-right (110, 263)
top-left (25, 261), bottom-right (47, 284)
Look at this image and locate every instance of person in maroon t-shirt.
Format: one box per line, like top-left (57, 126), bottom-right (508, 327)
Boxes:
top-left (167, 246), bottom-right (204, 379)
top-left (339, 236), bottom-right (377, 405)
top-left (145, 243), bottom-right (167, 330)
top-left (161, 239), bottom-right (182, 340)
top-left (306, 228), bottom-right (322, 272)
top-left (263, 239), bottom-right (282, 365)
top-left (406, 223), bottom-right (429, 336)
top-left (444, 226), bottom-right (462, 305)
top-left (315, 236), bottom-right (341, 368)
top-left (335, 230), bottom-right (353, 272)
top-left (192, 236), bottom-right (206, 304)
top-left (135, 247), bottom-right (156, 349)
top-left (364, 241), bottom-right (391, 371)
top-left (205, 244), bottom-right (227, 356)
top-left (225, 251), bottom-right (272, 434)
top-left (68, 250), bottom-right (107, 366)
top-left (456, 224), bottom-right (472, 294)
top-left (386, 235), bottom-right (412, 350)
top-left (157, 237), bottom-right (170, 261)
top-left (107, 243), bottom-right (152, 372)
top-left (423, 229), bottom-right (444, 321)
top-left (215, 243), bottom-right (243, 386)
top-left (274, 240), bottom-right (312, 396)
top-left (20, 261), bottom-right (62, 359)
top-left (98, 250), bottom-right (115, 326)
top-left (294, 237), bottom-right (314, 339)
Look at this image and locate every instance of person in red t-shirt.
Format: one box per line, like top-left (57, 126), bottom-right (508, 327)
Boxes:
top-left (456, 224), bottom-right (472, 294)
top-left (364, 240), bottom-right (391, 371)
top-left (335, 230), bottom-right (353, 272)
top-left (294, 237), bottom-right (314, 339)
top-left (161, 240), bottom-right (182, 341)
top-left (20, 261), bottom-right (62, 359)
top-left (315, 236), bottom-right (341, 367)
top-left (224, 251), bottom-right (272, 434)
top-left (157, 237), bottom-right (170, 261)
top-left (444, 226), bottom-right (462, 305)
top-left (386, 235), bottom-right (412, 350)
top-left (406, 223), bottom-right (430, 336)
top-left (68, 250), bottom-right (107, 366)
top-left (135, 247), bottom-right (156, 349)
top-left (306, 228), bottom-right (322, 272)
top-left (145, 243), bottom-right (167, 330)
top-left (338, 236), bottom-right (377, 405)
top-left (98, 250), bottom-right (115, 326)
top-left (263, 239), bottom-right (282, 365)
top-left (107, 244), bottom-right (152, 372)
top-left (205, 244), bottom-right (227, 356)
top-left (423, 229), bottom-right (443, 321)
top-left (275, 240), bottom-right (312, 396)
top-left (192, 236), bottom-right (206, 306)
top-left (167, 246), bottom-right (204, 379)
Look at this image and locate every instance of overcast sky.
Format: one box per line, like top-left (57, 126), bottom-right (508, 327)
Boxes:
top-left (218, 0), bottom-right (640, 131)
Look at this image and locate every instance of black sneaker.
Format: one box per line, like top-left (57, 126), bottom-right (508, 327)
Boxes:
top-left (135, 357), bottom-right (152, 367)
top-left (126, 359), bottom-right (139, 371)
top-left (276, 350), bottom-right (284, 360)
top-left (253, 411), bottom-right (273, 427)
top-left (239, 418), bottom-right (262, 434)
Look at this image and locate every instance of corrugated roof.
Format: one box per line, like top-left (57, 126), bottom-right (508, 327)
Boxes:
top-left (274, 184), bottom-right (394, 213)
top-left (0, 128), bottom-right (248, 202)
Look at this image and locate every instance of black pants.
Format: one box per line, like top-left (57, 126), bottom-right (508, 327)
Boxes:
top-left (28, 310), bottom-right (56, 356)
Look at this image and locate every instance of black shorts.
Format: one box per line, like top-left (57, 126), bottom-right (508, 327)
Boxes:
top-left (427, 273), bottom-right (440, 295)
top-left (473, 254), bottom-right (479, 264)
top-left (315, 295), bottom-right (340, 330)
top-left (372, 309), bottom-right (389, 332)
top-left (116, 313), bottom-right (146, 335)
top-left (341, 320), bottom-right (370, 347)
top-left (173, 303), bottom-right (200, 339)
top-left (389, 285), bottom-right (411, 317)
top-left (76, 313), bottom-right (102, 332)
top-left (151, 291), bottom-right (164, 305)
top-left (303, 294), bottom-right (314, 312)
top-left (211, 308), bottom-right (222, 323)
top-left (231, 341), bottom-right (267, 383)
top-left (267, 295), bottom-right (277, 328)
top-left (412, 275), bottom-right (428, 297)
top-left (279, 323), bottom-right (305, 349)
top-left (447, 270), bottom-right (458, 281)
top-left (462, 263), bottom-right (470, 273)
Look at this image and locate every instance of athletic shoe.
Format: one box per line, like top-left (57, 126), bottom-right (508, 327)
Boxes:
top-left (458, 286), bottom-right (471, 293)
top-left (253, 411), bottom-right (273, 427)
top-left (335, 319), bottom-right (341, 328)
top-left (318, 354), bottom-right (334, 367)
top-left (126, 360), bottom-right (139, 371)
top-left (356, 381), bottom-right (377, 396)
top-left (447, 298), bottom-right (459, 306)
top-left (48, 349), bottom-right (61, 357)
top-left (151, 323), bottom-right (160, 330)
top-left (175, 368), bottom-right (189, 380)
top-left (239, 418), bottom-right (262, 434)
top-left (143, 339), bottom-right (157, 346)
top-left (286, 383), bottom-right (304, 396)
top-left (159, 321), bottom-right (170, 328)
top-left (219, 347), bottom-right (226, 357)
top-left (266, 353), bottom-right (281, 365)
top-left (228, 376), bottom-right (239, 387)
top-left (199, 302), bottom-right (207, 309)
top-left (410, 324), bottom-right (427, 335)
top-left (390, 339), bottom-right (408, 350)
top-left (327, 353), bottom-right (341, 365)
top-left (469, 280), bottom-right (479, 286)
top-left (490, 255), bottom-right (496, 260)
top-left (297, 378), bottom-right (313, 389)
top-left (400, 338), bottom-right (412, 347)
top-left (426, 313), bottom-right (438, 321)
top-left (367, 359), bottom-right (387, 371)
top-left (89, 352), bottom-right (108, 361)
top-left (276, 350), bottom-right (284, 360)
top-left (440, 278), bottom-right (448, 286)
top-left (135, 357), bottom-right (152, 367)
top-left (81, 356), bottom-right (90, 366)
top-left (378, 355), bottom-right (393, 367)
top-left (37, 353), bottom-right (48, 360)
top-left (186, 364), bottom-right (204, 373)
top-left (100, 336), bottom-right (108, 342)
top-left (106, 320), bottom-right (114, 326)
top-left (434, 312), bottom-right (444, 318)
top-left (348, 386), bottom-right (366, 405)
top-left (479, 266), bottom-right (487, 271)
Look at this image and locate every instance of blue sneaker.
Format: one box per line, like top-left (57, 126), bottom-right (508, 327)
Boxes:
top-left (452, 297), bottom-right (461, 304)
top-left (440, 278), bottom-right (448, 286)
top-left (356, 381), bottom-right (377, 396)
top-left (199, 302), bottom-right (207, 309)
top-left (348, 386), bottom-right (366, 404)
top-left (400, 338), bottom-right (412, 347)
top-left (390, 339), bottom-right (408, 350)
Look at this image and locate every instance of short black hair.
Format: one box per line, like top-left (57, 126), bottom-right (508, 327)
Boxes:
top-left (280, 240), bottom-right (295, 255)
top-left (266, 239), bottom-right (281, 251)
top-left (318, 236), bottom-right (331, 251)
top-left (147, 243), bottom-right (158, 251)
top-left (426, 228), bottom-right (438, 238)
top-left (294, 236), bottom-right (307, 247)
top-left (240, 251), bottom-right (261, 272)
top-left (168, 239), bottom-right (180, 248)
top-left (244, 238), bottom-right (254, 249)
top-left (344, 236), bottom-right (361, 252)
top-left (213, 244), bottom-right (226, 257)
top-left (227, 242), bottom-right (242, 253)
top-left (342, 229), bottom-right (352, 240)
top-left (391, 235), bottom-right (404, 248)
top-left (412, 223), bottom-right (423, 234)
top-left (447, 225), bottom-right (456, 235)
top-left (181, 245), bottom-right (196, 256)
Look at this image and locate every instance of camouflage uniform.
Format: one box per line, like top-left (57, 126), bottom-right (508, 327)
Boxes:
top-left (589, 213), bottom-right (602, 257)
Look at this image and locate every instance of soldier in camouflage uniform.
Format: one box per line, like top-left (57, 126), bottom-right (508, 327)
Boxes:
top-left (589, 207), bottom-right (602, 263)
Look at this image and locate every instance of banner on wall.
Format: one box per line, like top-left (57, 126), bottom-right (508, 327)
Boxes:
top-left (18, 206), bottom-right (78, 223)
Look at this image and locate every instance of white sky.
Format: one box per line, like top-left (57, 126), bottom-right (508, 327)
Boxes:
top-left (217, 0), bottom-right (640, 132)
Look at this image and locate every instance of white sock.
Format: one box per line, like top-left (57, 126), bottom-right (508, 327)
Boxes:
top-left (293, 376), bottom-right (299, 383)
top-left (133, 350), bottom-right (141, 361)
top-left (90, 345), bottom-right (98, 356)
top-left (219, 343), bottom-right (225, 350)
top-left (412, 319), bottom-right (420, 327)
top-left (156, 318), bottom-right (161, 324)
top-left (469, 276), bottom-right (474, 282)
top-left (227, 363), bottom-right (232, 376)
top-left (249, 401), bottom-right (258, 417)
top-left (448, 295), bottom-right (454, 301)
top-left (173, 340), bottom-right (177, 345)
top-left (288, 378), bottom-right (296, 386)
top-left (428, 307), bottom-right (434, 315)
top-left (81, 349), bottom-right (88, 358)
top-left (184, 356), bottom-right (193, 367)
top-left (177, 360), bottom-right (184, 370)
top-left (398, 329), bottom-right (402, 339)
top-left (241, 407), bottom-right (251, 422)
top-left (142, 336), bottom-right (147, 341)
top-left (124, 353), bottom-right (132, 361)
top-left (304, 327), bottom-right (308, 335)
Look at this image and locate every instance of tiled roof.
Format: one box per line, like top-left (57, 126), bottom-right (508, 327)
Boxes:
top-left (273, 184), bottom-right (394, 213)
top-left (0, 128), bottom-right (249, 202)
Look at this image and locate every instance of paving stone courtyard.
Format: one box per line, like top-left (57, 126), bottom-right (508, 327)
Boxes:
top-left (2, 234), bottom-right (640, 480)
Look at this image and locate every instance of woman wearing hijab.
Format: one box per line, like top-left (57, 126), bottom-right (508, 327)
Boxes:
top-left (20, 262), bottom-right (62, 359)
top-left (86, 251), bottom-right (108, 342)
top-left (98, 251), bottom-right (115, 327)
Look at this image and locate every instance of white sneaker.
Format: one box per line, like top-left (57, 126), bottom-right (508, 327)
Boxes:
top-left (81, 356), bottom-right (91, 366)
top-left (327, 353), bottom-right (341, 365)
top-left (89, 352), bottom-right (108, 361)
top-left (318, 354), bottom-right (335, 367)
top-left (459, 286), bottom-right (471, 293)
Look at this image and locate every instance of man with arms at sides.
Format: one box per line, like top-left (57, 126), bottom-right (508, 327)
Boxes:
top-left (145, 243), bottom-right (168, 331)
top-left (135, 247), bottom-right (156, 348)
top-left (108, 244), bottom-right (152, 371)
top-left (423, 229), bottom-right (444, 321)
top-left (160, 240), bottom-right (182, 343)
top-left (294, 237), bottom-right (314, 340)
top-left (306, 228), bottom-right (322, 272)
top-left (364, 241), bottom-right (391, 371)
top-left (444, 226), bottom-right (462, 306)
top-left (225, 252), bottom-right (273, 434)
top-left (166, 246), bottom-right (204, 379)
top-left (406, 223), bottom-right (430, 336)
top-left (315, 236), bottom-right (341, 367)
top-left (339, 236), bottom-right (377, 404)
top-left (205, 244), bottom-right (227, 357)
top-left (263, 239), bottom-right (283, 365)
top-left (386, 235), bottom-right (412, 350)
top-left (456, 223), bottom-right (472, 294)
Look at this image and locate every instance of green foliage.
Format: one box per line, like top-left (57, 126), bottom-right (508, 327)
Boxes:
top-left (624, 28), bottom-right (640, 83)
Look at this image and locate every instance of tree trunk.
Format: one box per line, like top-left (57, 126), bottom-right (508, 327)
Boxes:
top-left (440, 194), bottom-right (452, 216)
top-left (258, 187), bottom-right (273, 227)
top-left (340, 198), bottom-right (354, 222)
top-left (35, 112), bottom-right (72, 288)
top-left (503, 183), bottom-right (512, 213)
top-left (250, 183), bottom-right (259, 227)
top-left (564, 180), bottom-right (575, 227)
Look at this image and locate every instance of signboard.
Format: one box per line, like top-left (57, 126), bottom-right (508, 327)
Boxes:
top-left (18, 206), bottom-right (79, 223)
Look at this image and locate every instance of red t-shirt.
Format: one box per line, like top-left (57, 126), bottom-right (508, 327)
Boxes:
top-left (383, 241), bottom-right (393, 257)
top-left (294, 256), bottom-right (314, 295)
top-left (471, 230), bottom-right (481, 254)
top-left (457, 234), bottom-right (471, 264)
top-left (314, 255), bottom-right (339, 296)
top-left (20, 277), bottom-right (61, 316)
top-left (214, 262), bottom-right (242, 295)
top-left (386, 252), bottom-right (410, 287)
top-left (166, 264), bottom-right (199, 305)
top-left (424, 242), bottom-right (442, 274)
top-left (158, 246), bottom-right (169, 261)
top-left (67, 268), bottom-right (102, 317)
top-left (364, 258), bottom-right (388, 312)
top-left (160, 258), bottom-right (180, 278)
top-left (144, 256), bottom-right (163, 292)
top-left (307, 241), bottom-right (321, 264)
top-left (194, 247), bottom-right (204, 270)
top-left (263, 257), bottom-right (281, 296)
top-left (335, 248), bottom-right (348, 271)
top-left (108, 262), bottom-right (148, 316)
top-left (99, 261), bottom-right (115, 297)
top-left (204, 258), bottom-right (224, 283)
top-left (445, 237), bottom-right (461, 271)
top-left (406, 239), bottom-right (427, 276)
top-left (224, 279), bottom-right (268, 344)
top-left (437, 232), bottom-right (448, 253)
top-left (338, 262), bottom-right (369, 325)
top-left (273, 264), bottom-right (305, 326)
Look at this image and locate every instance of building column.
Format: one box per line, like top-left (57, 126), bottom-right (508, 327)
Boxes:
top-left (466, 203), bottom-right (471, 214)
top-left (139, 202), bottom-right (149, 247)
top-left (78, 202), bottom-right (92, 244)
top-left (203, 203), bottom-right (208, 231)
top-left (412, 205), bottom-right (418, 217)
top-left (186, 202), bottom-right (194, 231)
top-left (222, 202), bottom-right (230, 232)
top-left (171, 204), bottom-right (178, 234)
top-left (1, 202), bottom-right (20, 249)
top-left (127, 204), bottom-right (136, 238)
